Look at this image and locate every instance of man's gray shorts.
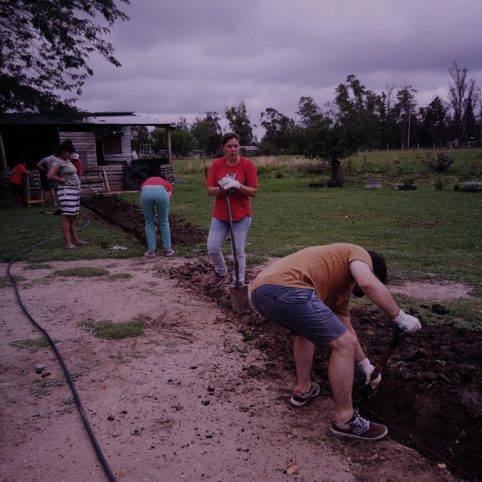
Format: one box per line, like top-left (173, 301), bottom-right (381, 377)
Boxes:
top-left (251, 284), bottom-right (347, 345)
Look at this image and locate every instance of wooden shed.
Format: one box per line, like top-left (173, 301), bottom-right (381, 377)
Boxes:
top-left (0, 112), bottom-right (176, 193)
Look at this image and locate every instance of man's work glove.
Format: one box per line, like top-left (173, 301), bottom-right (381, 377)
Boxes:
top-left (392, 309), bottom-right (421, 333)
top-left (356, 357), bottom-right (382, 390)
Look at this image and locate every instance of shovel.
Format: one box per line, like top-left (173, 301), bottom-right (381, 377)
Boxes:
top-left (361, 325), bottom-right (410, 400)
top-left (225, 193), bottom-right (250, 313)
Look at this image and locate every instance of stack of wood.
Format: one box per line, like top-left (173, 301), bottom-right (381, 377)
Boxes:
top-left (24, 170), bottom-right (45, 207)
top-left (80, 167), bottom-right (111, 194)
top-left (101, 165), bottom-right (124, 191)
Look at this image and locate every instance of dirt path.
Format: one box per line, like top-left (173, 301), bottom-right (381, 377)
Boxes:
top-left (0, 257), bottom-right (458, 482)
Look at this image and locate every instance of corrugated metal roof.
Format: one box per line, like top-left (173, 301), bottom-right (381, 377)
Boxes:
top-left (0, 112), bottom-right (176, 128)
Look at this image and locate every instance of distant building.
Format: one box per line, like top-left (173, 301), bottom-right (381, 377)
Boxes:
top-left (0, 112), bottom-right (176, 192)
top-left (240, 145), bottom-right (260, 156)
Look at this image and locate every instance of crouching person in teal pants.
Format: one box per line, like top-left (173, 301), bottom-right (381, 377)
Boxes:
top-left (140, 176), bottom-right (175, 257)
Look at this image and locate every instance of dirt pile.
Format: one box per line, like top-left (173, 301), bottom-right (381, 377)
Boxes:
top-left (169, 260), bottom-right (482, 482)
top-left (83, 194), bottom-right (207, 248)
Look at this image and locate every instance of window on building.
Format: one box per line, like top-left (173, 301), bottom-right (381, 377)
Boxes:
top-left (103, 135), bottom-right (122, 155)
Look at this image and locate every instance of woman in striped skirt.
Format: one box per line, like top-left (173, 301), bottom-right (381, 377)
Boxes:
top-left (48, 141), bottom-right (86, 249)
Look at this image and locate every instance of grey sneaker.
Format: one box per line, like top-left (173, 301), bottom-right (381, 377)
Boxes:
top-left (330, 408), bottom-right (388, 441)
top-left (165, 248), bottom-right (175, 257)
top-left (208, 272), bottom-right (227, 288)
top-left (144, 250), bottom-right (156, 258)
top-left (290, 383), bottom-right (320, 407)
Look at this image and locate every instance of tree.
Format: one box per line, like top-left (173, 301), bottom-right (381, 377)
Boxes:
top-left (393, 85), bottom-right (418, 148)
top-left (170, 117), bottom-right (194, 157)
top-left (130, 126), bottom-right (151, 154)
top-left (295, 96), bottom-right (349, 186)
top-left (224, 100), bottom-right (254, 145)
top-left (190, 112), bottom-right (222, 155)
top-left (259, 107), bottom-right (295, 154)
top-left (0, 0), bottom-right (129, 113)
top-left (418, 96), bottom-right (449, 147)
top-left (333, 74), bottom-right (381, 150)
top-left (295, 76), bottom-right (383, 187)
top-left (448, 61), bottom-right (478, 145)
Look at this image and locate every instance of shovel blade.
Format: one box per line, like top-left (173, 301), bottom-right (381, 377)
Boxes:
top-left (230, 285), bottom-right (250, 313)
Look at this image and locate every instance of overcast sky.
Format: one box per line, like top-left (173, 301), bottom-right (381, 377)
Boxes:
top-left (78, 0), bottom-right (482, 135)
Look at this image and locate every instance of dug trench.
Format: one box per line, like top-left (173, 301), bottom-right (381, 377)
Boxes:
top-left (83, 194), bottom-right (482, 481)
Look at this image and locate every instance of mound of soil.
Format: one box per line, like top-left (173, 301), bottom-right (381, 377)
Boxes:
top-left (82, 194), bottom-right (207, 247)
top-left (82, 194), bottom-right (482, 481)
top-left (169, 260), bottom-right (482, 482)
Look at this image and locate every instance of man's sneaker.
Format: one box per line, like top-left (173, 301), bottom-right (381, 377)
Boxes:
top-left (290, 383), bottom-right (320, 407)
top-left (207, 272), bottom-right (227, 288)
top-left (144, 250), bottom-right (156, 258)
top-left (165, 248), bottom-right (175, 257)
top-left (330, 408), bottom-right (388, 441)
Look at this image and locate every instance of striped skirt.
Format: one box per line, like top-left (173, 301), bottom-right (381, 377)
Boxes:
top-left (57, 185), bottom-right (81, 216)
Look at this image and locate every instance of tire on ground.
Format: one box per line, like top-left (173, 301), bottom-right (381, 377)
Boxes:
top-left (123, 169), bottom-right (147, 190)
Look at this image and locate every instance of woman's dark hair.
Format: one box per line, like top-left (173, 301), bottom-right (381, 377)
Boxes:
top-left (368, 251), bottom-right (389, 284)
top-left (58, 140), bottom-right (75, 154)
top-left (221, 132), bottom-right (240, 147)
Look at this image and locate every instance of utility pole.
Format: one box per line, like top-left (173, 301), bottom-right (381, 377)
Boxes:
top-left (407, 112), bottom-right (411, 149)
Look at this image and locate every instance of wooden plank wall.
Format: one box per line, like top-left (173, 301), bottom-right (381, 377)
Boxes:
top-left (102, 165), bottom-right (124, 192)
top-left (59, 131), bottom-right (97, 169)
top-left (101, 126), bottom-right (132, 164)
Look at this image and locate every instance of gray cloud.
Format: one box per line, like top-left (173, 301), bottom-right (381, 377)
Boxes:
top-left (79, 0), bottom-right (482, 130)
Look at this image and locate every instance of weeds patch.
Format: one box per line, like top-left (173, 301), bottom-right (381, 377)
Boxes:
top-left (83, 320), bottom-right (144, 339)
top-left (24, 264), bottom-right (52, 270)
top-left (9, 337), bottom-right (50, 351)
top-left (51, 267), bottom-right (110, 278)
top-left (108, 272), bottom-right (133, 280)
top-left (0, 275), bottom-right (26, 288)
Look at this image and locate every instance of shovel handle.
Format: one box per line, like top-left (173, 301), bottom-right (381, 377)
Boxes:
top-left (225, 194), bottom-right (241, 286)
top-left (370, 326), bottom-right (409, 381)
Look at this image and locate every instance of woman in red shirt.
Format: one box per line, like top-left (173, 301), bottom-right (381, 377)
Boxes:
top-left (205, 133), bottom-right (258, 287)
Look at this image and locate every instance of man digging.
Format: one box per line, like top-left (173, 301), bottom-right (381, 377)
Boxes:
top-left (250, 243), bottom-right (421, 441)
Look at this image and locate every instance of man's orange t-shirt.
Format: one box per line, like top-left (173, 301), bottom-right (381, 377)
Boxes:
top-left (251, 243), bottom-right (372, 316)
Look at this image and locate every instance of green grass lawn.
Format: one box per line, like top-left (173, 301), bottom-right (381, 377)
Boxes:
top-left (0, 202), bottom-right (143, 262)
top-left (2, 150), bottom-right (481, 327)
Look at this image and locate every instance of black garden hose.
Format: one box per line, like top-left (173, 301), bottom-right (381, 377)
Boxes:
top-left (6, 213), bottom-right (117, 482)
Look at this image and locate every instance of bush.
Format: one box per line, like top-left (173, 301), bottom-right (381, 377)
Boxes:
top-left (427, 153), bottom-right (454, 172)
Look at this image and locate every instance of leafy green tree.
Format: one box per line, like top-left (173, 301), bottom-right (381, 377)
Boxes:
top-left (393, 85), bottom-right (418, 148)
top-left (418, 96), bottom-right (449, 147)
top-left (170, 117), bottom-right (194, 157)
top-left (259, 107), bottom-right (295, 154)
top-left (0, 0), bottom-right (129, 113)
top-left (190, 112), bottom-right (222, 155)
top-left (295, 76), bottom-right (384, 186)
top-left (130, 126), bottom-right (151, 154)
top-left (295, 96), bottom-right (349, 186)
top-left (334, 74), bottom-right (381, 150)
top-left (224, 100), bottom-right (254, 145)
